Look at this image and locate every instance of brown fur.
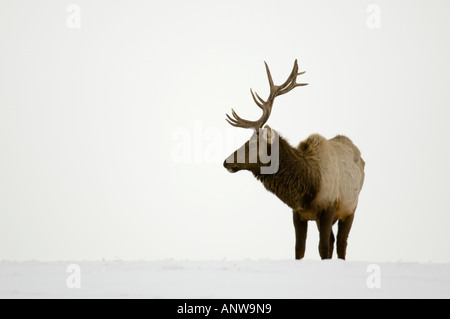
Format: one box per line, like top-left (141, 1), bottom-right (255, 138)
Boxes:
top-left (223, 60), bottom-right (364, 260)
top-left (224, 128), bottom-right (365, 260)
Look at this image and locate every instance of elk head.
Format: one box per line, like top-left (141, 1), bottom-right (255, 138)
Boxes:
top-left (223, 60), bottom-right (308, 174)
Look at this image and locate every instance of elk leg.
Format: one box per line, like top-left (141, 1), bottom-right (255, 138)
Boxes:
top-left (328, 220), bottom-right (338, 259)
top-left (293, 211), bottom-right (308, 260)
top-left (328, 230), bottom-right (335, 259)
top-left (337, 213), bottom-right (355, 260)
top-left (318, 208), bottom-right (335, 260)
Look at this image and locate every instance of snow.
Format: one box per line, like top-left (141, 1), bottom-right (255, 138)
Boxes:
top-left (1, 260), bottom-right (449, 299)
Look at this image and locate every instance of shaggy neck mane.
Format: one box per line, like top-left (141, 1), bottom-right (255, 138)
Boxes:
top-left (253, 136), bottom-right (320, 210)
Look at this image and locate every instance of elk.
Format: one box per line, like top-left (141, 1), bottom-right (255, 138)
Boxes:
top-left (223, 60), bottom-right (365, 260)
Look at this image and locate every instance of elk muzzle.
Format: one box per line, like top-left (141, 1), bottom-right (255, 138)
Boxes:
top-left (223, 160), bottom-right (240, 173)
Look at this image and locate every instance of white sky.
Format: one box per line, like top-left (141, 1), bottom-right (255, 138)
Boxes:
top-left (1, 0), bottom-right (449, 262)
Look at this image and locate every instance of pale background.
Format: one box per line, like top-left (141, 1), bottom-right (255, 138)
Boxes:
top-left (1, 0), bottom-right (449, 262)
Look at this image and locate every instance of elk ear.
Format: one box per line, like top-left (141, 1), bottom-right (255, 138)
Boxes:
top-left (261, 125), bottom-right (276, 144)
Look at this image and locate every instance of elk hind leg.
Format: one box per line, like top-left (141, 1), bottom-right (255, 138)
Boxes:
top-left (328, 229), bottom-right (335, 259)
top-left (318, 208), bottom-right (335, 260)
top-left (337, 213), bottom-right (355, 260)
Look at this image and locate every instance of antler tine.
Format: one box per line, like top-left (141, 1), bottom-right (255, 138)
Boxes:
top-left (225, 106), bottom-right (271, 129)
top-left (250, 89), bottom-right (265, 109)
top-left (225, 59), bottom-right (307, 130)
top-left (225, 112), bottom-right (237, 124)
top-left (277, 59), bottom-right (308, 96)
top-left (231, 109), bottom-right (255, 125)
top-left (225, 108), bottom-right (260, 129)
top-left (226, 118), bottom-right (242, 128)
top-left (225, 113), bottom-right (245, 128)
top-left (278, 59), bottom-right (299, 90)
top-left (264, 61), bottom-right (274, 88)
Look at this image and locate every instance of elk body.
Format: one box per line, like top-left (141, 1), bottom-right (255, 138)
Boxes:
top-left (223, 60), bottom-right (365, 260)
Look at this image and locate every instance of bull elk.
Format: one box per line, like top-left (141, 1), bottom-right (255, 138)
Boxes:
top-left (223, 60), bottom-right (365, 260)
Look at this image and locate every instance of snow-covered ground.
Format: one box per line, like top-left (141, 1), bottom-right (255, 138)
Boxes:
top-left (1, 260), bottom-right (449, 299)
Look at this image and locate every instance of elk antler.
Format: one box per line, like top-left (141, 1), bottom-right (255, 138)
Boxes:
top-left (226, 59), bottom-right (308, 129)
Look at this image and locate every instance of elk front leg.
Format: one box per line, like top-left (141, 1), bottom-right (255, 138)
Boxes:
top-left (293, 211), bottom-right (308, 260)
top-left (337, 213), bottom-right (354, 260)
top-left (318, 208), bottom-right (335, 260)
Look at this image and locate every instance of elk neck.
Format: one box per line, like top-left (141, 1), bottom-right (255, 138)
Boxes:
top-left (252, 135), bottom-right (321, 210)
